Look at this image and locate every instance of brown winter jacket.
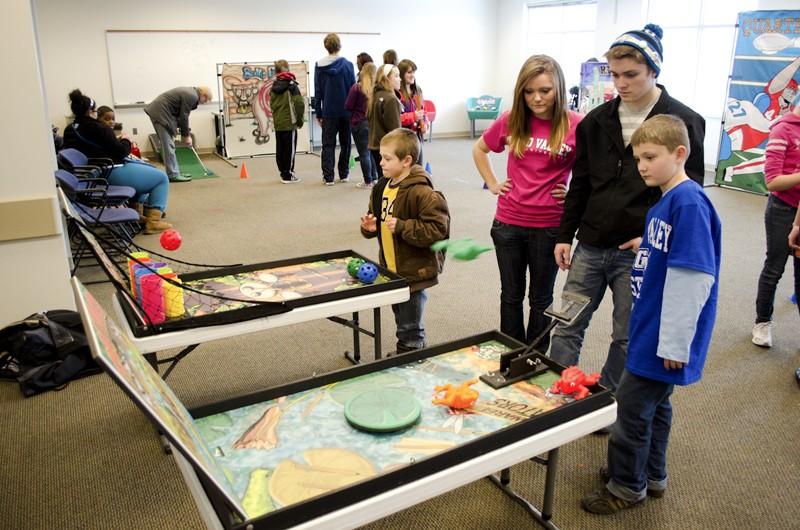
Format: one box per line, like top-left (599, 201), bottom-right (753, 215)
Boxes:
top-left (367, 88), bottom-right (403, 150)
top-left (361, 165), bottom-right (449, 291)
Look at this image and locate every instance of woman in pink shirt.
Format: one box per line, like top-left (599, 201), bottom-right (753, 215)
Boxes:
top-left (473, 55), bottom-right (582, 349)
top-left (754, 93), bottom-right (800, 349)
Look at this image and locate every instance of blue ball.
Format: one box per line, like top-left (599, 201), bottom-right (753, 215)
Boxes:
top-left (356, 262), bottom-right (379, 284)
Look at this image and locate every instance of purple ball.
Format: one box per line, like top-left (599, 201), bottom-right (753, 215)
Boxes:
top-left (356, 262), bottom-right (378, 284)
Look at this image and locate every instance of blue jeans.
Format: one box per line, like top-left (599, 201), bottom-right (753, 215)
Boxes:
top-left (548, 242), bottom-right (634, 391)
top-left (490, 220), bottom-right (559, 349)
top-left (606, 369), bottom-right (673, 502)
top-left (370, 149), bottom-right (383, 179)
top-left (392, 289), bottom-right (427, 352)
top-left (351, 121), bottom-right (377, 184)
top-left (321, 116), bottom-right (351, 182)
top-left (151, 122), bottom-right (178, 178)
top-left (109, 160), bottom-right (170, 212)
top-left (755, 195), bottom-right (800, 323)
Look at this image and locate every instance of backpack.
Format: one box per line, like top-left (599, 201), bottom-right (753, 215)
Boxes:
top-left (0, 310), bottom-right (100, 397)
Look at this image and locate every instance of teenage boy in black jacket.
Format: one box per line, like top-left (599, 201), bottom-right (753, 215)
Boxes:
top-left (549, 24), bottom-right (705, 393)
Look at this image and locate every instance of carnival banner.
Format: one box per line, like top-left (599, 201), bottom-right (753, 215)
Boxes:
top-left (716, 11), bottom-right (800, 193)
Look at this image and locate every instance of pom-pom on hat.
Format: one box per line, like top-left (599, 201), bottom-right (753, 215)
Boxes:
top-left (610, 23), bottom-right (664, 76)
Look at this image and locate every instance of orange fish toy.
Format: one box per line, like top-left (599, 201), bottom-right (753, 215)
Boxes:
top-left (432, 378), bottom-right (480, 409)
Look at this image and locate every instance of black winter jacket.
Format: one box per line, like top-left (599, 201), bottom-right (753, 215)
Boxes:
top-left (558, 85), bottom-right (705, 249)
top-left (63, 115), bottom-right (131, 164)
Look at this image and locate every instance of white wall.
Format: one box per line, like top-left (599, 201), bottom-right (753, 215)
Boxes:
top-left (757, 0), bottom-right (800, 9)
top-left (493, 0), bottom-right (647, 115)
top-left (0, 0), bottom-right (74, 327)
top-left (34, 0), bottom-right (498, 150)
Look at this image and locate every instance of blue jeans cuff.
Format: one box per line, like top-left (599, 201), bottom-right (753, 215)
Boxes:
top-left (606, 478), bottom-right (646, 503)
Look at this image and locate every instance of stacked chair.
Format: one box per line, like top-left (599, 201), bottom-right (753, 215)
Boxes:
top-left (55, 147), bottom-right (141, 277)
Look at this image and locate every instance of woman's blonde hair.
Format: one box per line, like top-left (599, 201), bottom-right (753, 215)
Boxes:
top-left (507, 55), bottom-right (569, 159)
top-left (359, 62), bottom-right (377, 111)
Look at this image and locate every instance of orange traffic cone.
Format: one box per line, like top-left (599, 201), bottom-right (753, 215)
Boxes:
top-left (239, 163), bottom-right (249, 179)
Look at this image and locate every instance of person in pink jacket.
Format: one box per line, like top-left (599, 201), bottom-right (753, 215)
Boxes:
top-left (753, 93), bottom-right (800, 350)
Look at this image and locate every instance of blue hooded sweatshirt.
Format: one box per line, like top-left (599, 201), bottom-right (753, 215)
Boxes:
top-left (314, 56), bottom-right (356, 118)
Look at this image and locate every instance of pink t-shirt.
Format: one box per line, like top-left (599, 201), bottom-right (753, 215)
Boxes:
top-left (483, 110), bottom-right (582, 227)
top-left (765, 112), bottom-right (800, 208)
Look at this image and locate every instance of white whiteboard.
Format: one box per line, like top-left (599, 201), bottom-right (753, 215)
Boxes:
top-left (106, 30), bottom-right (381, 105)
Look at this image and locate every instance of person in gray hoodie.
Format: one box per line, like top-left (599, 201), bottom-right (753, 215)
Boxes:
top-left (314, 33), bottom-right (356, 185)
top-left (144, 86), bottom-right (211, 182)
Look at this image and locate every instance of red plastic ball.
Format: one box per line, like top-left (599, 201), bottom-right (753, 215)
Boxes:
top-left (160, 229), bottom-right (182, 251)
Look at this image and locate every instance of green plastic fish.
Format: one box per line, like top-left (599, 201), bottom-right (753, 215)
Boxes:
top-left (431, 238), bottom-right (494, 261)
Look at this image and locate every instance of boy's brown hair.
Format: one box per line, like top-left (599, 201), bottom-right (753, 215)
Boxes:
top-left (380, 128), bottom-right (420, 164)
top-left (631, 114), bottom-right (690, 155)
top-left (605, 45), bottom-right (648, 67)
top-left (274, 60), bottom-right (289, 73)
top-left (324, 33), bottom-right (341, 54)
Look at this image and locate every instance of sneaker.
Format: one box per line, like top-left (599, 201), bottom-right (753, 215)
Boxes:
top-left (581, 487), bottom-right (644, 515)
top-left (281, 175), bottom-right (301, 184)
top-left (356, 181), bottom-right (375, 189)
top-left (339, 177), bottom-right (350, 183)
top-left (323, 180), bottom-right (335, 186)
top-left (169, 174), bottom-right (192, 183)
top-left (795, 367), bottom-right (800, 387)
top-left (599, 467), bottom-right (665, 499)
top-left (752, 322), bottom-right (772, 347)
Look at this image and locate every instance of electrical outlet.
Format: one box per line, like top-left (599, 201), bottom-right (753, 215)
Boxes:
top-left (132, 127), bottom-right (138, 135)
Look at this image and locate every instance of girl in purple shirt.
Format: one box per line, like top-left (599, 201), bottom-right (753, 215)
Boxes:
top-left (473, 55), bottom-right (582, 348)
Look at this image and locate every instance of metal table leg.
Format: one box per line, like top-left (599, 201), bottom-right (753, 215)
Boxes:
top-left (487, 448), bottom-right (561, 530)
top-left (373, 307), bottom-right (382, 361)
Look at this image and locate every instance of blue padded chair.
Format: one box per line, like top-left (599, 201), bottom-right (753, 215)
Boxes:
top-left (54, 169), bottom-right (135, 206)
top-left (57, 147), bottom-right (118, 180)
top-left (466, 95), bottom-right (502, 138)
top-left (55, 175), bottom-right (141, 275)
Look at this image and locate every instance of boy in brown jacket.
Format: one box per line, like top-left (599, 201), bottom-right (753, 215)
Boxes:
top-left (360, 129), bottom-right (450, 353)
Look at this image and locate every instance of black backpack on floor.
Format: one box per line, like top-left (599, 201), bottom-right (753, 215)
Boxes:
top-left (0, 310), bottom-right (100, 397)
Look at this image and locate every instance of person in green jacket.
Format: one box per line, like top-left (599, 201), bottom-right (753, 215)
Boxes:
top-left (270, 60), bottom-right (306, 183)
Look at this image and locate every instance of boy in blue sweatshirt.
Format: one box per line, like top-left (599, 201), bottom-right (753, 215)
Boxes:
top-left (581, 115), bottom-right (722, 514)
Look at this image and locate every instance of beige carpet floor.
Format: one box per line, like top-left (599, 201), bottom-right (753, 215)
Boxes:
top-left (2, 139), bottom-right (799, 529)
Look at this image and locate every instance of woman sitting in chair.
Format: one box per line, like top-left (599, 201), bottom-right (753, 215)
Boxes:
top-left (63, 89), bottom-right (172, 234)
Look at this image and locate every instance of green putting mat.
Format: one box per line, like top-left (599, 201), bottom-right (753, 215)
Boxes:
top-left (149, 134), bottom-right (217, 179)
top-left (175, 146), bottom-right (217, 179)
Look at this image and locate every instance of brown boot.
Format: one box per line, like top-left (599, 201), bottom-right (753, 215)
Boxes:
top-left (132, 202), bottom-right (147, 222)
top-left (143, 208), bottom-right (173, 235)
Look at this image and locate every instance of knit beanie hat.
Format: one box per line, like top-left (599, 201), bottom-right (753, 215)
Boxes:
top-left (609, 23), bottom-right (664, 76)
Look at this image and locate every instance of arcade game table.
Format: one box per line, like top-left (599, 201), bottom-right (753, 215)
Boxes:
top-left (73, 278), bottom-right (616, 530)
top-left (70, 215), bottom-right (409, 377)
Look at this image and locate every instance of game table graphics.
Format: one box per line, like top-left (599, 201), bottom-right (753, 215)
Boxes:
top-left (114, 254), bottom-right (408, 374)
top-left (73, 277), bottom-right (616, 530)
top-left (178, 257), bottom-right (395, 316)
